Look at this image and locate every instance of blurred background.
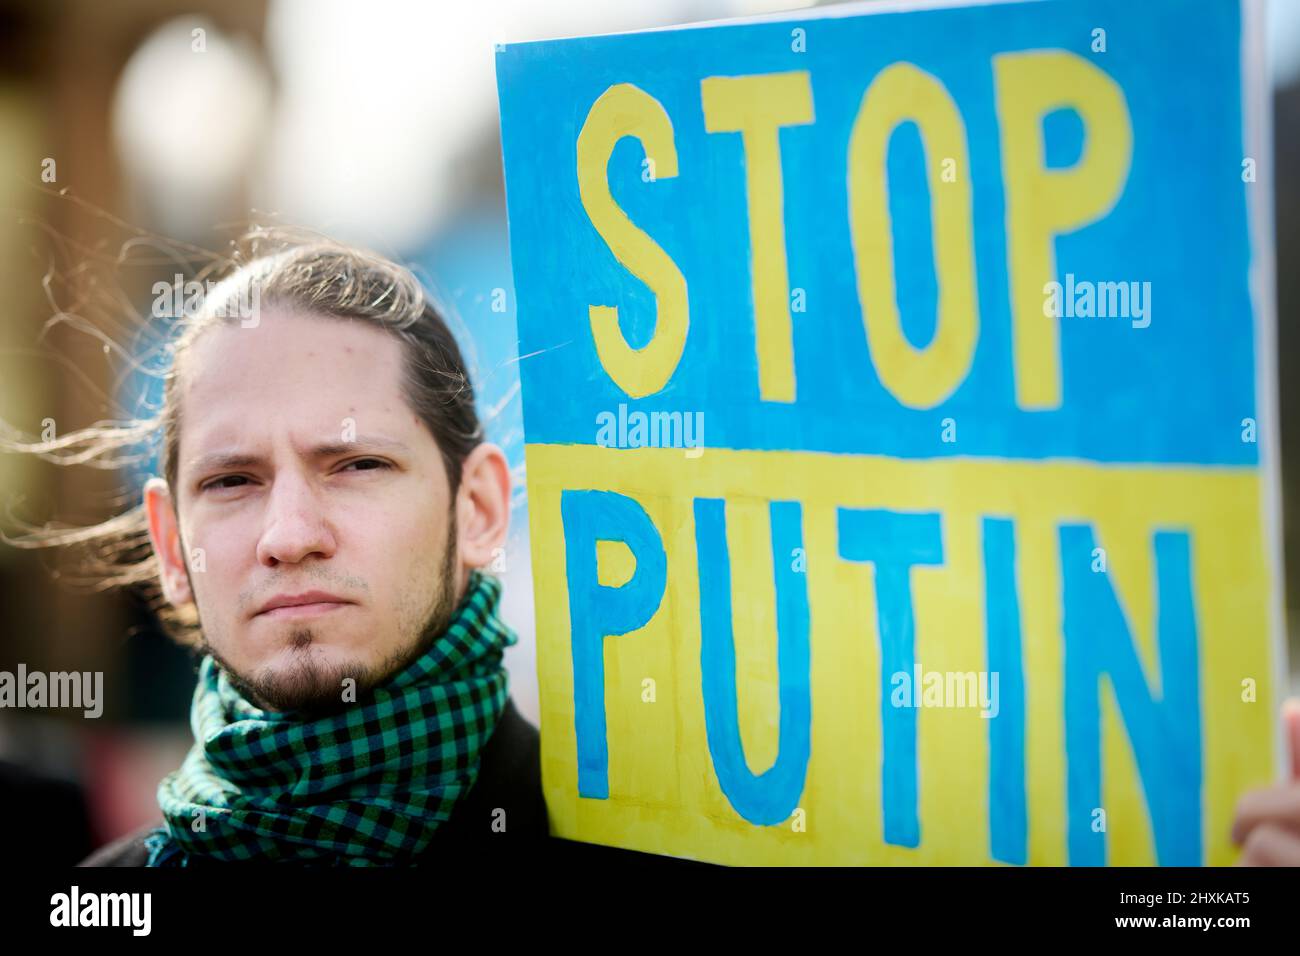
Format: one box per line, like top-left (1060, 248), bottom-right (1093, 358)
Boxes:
top-left (0, 0), bottom-right (1297, 864)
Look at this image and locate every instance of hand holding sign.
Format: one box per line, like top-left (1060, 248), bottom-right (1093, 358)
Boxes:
top-left (1231, 700), bottom-right (1300, 866)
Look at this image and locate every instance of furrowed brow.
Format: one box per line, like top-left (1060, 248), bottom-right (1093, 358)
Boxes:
top-left (308, 436), bottom-right (411, 458)
top-left (185, 437), bottom-right (411, 477)
top-left (186, 451), bottom-right (263, 476)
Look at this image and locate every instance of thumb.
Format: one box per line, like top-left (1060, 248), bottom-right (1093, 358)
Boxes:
top-left (1284, 698), bottom-right (1300, 781)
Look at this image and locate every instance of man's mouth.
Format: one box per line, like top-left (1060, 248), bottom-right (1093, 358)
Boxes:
top-left (254, 590), bottom-right (356, 619)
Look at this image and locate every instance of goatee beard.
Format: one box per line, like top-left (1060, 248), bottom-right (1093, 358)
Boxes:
top-left (201, 510), bottom-right (461, 719)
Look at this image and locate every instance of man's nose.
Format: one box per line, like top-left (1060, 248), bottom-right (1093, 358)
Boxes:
top-left (255, 471), bottom-right (337, 567)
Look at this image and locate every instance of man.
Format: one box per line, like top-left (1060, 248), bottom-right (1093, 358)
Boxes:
top-left (76, 235), bottom-right (551, 866)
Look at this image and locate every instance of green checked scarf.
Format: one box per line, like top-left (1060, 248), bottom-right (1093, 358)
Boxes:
top-left (144, 570), bottom-right (516, 867)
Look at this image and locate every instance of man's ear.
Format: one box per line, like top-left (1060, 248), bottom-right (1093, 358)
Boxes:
top-left (143, 476), bottom-right (193, 606)
top-left (455, 443), bottom-right (511, 571)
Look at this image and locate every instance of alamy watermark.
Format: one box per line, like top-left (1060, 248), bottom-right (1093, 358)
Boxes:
top-left (152, 273), bottom-right (261, 326)
top-left (0, 664), bottom-right (103, 718)
top-left (596, 403), bottom-right (705, 458)
top-left (1043, 273), bottom-right (1151, 328)
top-left (50, 886), bottom-right (150, 935)
top-left (890, 667), bottom-right (1000, 718)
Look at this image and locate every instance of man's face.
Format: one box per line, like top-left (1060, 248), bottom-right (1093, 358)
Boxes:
top-left (159, 308), bottom-right (461, 715)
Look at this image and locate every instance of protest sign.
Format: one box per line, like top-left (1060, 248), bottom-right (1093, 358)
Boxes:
top-left (495, 0), bottom-right (1283, 864)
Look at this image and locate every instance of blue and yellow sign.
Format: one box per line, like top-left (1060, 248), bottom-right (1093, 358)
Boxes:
top-left (494, 0), bottom-right (1284, 865)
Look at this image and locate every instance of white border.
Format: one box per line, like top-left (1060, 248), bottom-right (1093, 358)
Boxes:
top-left (1242, 0), bottom-right (1291, 782)
top-left (494, 0), bottom-right (1046, 50)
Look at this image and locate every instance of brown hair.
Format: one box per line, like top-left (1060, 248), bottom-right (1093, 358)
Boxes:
top-left (0, 225), bottom-right (483, 648)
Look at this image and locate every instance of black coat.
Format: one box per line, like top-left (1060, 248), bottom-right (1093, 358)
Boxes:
top-left (77, 696), bottom-right (705, 868)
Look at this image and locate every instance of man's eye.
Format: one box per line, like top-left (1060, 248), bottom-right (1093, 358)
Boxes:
top-left (201, 475), bottom-right (249, 492)
top-left (341, 458), bottom-right (391, 473)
